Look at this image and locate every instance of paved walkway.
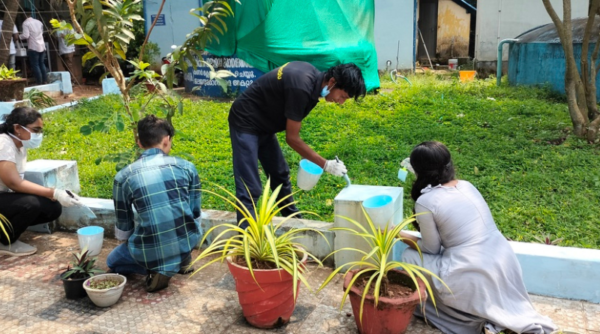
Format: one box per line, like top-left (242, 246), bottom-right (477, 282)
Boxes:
top-left (0, 231), bottom-right (598, 334)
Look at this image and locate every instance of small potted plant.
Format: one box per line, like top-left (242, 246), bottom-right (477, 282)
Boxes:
top-left (60, 248), bottom-right (104, 299)
top-left (318, 210), bottom-right (449, 334)
top-left (83, 273), bottom-right (127, 307)
top-left (0, 64), bottom-right (27, 101)
top-left (190, 178), bottom-right (327, 329)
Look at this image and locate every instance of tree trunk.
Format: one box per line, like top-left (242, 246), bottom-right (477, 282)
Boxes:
top-left (0, 0), bottom-right (19, 66)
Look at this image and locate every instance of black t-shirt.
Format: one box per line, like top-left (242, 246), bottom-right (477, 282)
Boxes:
top-left (228, 61), bottom-right (324, 134)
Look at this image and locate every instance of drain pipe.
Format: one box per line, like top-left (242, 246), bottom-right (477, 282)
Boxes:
top-left (497, 39), bottom-right (519, 86)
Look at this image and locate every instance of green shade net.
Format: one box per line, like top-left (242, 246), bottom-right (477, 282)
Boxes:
top-left (205, 0), bottom-right (380, 92)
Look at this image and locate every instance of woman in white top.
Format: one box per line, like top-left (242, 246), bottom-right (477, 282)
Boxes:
top-left (0, 107), bottom-right (81, 256)
top-left (399, 141), bottom-right (556, 334)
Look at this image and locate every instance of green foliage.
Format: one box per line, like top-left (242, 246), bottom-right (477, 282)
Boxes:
top-left (318, 211), bottom-right (448, 325)
top-left (0, 214), bottom-right (11, 243)
top-left (533, 234), bottom-right (564, 246)
top-left (0, 64), bottom-right (19, 80)
top-left (33, 75), bottom-right (600, 248)
top-left (88, 277), bottom-right (121, 289)
top-left (24, 88), bottom-right (56, 109)
top-left (191, 178), bottom-right (326, 299)
top-left (61, 248), bottom-right (104, 280)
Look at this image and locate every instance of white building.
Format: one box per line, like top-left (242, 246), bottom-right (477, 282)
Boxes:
top-left (475, 0), bottom-right (589, 74)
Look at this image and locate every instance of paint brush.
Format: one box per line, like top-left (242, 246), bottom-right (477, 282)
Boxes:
top-left (335, 156), bottom-right (352, 188)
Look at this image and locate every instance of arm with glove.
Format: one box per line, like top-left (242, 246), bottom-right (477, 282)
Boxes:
top-left (285, 119), bottom-right (347, 177)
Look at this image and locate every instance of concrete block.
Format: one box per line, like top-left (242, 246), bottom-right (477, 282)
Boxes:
top-left (23, 82), bottom-right (62, 97)
top-left (273, 216), bottom-right (335, 267)
top-left (56, 197), bottom-right (118, 237)
top-left (102, 78), bottom-right (121, 95)
top-left (333, 185), bottom-right (403, 270)
top-left (0, 100), bottom-right (31, 119)
top-left (511, 242), bottom-right (600, 304)
top-left (47, 71), bottom-right (73, 95)
top-left (24, 159), bottom-right (80, 193)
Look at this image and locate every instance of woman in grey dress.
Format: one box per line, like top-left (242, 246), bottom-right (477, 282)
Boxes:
top-left (399, 141), bottom-right (556, 334)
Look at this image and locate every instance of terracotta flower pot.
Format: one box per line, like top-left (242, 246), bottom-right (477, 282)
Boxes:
top-left (0, 79), bottom-right (27, 101)
top-left (226, 249), bottom-right (308, 329)
top-left (344, 268), bottom-right (427, 334)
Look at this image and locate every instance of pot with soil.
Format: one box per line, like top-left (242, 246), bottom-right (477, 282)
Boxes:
top-left (189, 178), bottom-right (326, 329)
top-left (226, 250), bottom-right (308, 328)
top-left (0, 65), bottom-right (26, 101)
top-left (83, 273), bottom-right (127, 307)
top-left (345, 269), bottom-right (427, 334)
top-left (60, 248), bottom-right (104, 300)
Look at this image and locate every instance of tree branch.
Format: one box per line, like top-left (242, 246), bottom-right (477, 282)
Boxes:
top-left (542, 0), bottom-right (566, 42)
top-left (580, 0), bottom-right (598, 93)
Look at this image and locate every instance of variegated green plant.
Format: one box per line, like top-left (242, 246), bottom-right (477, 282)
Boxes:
top-left (317, 210), bottom-right (450, 325)
top-left (0, 214), bottom-right (11, 243)
top-left (190, 178), bottom-right (327, 299)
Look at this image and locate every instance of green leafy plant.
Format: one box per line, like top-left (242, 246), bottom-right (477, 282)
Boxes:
top-left (318, 211), bottom-right (449, 324)
top-left (0, 64), bottom-right (19, 80)
top-left (24, 88), bottom-right (56, 109)
top-left (190, 178), bottom-right (326, 299)
top-left (141, 41), bottom-right (161, 66)
top-left (0, 214), bottom-right (11, 243)
top-left (88, 278), bottom-right (121, 289)
top-left (61, 248), bottom-right (104, 280)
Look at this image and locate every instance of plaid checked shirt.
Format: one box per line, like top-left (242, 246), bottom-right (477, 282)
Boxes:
top-left (113, 148), bottom-right (202, 276)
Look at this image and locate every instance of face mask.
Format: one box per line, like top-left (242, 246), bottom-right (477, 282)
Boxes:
top-left (321, 83), bottom-right (335, 97)
top-left (10, 125), bottom-right (44, 149)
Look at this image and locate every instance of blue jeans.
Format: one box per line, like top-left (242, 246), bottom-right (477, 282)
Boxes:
top-left (106, 243), bottom-right (148, 276)
top-left (27, 50), bottom-right (47, 84)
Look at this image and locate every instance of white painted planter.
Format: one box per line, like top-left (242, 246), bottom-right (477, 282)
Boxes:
top-left (83, 273), bottom-right (127, 307)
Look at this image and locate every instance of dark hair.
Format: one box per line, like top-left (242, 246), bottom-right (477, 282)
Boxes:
top-left (137, 115), bottom-right (174, 148)
top-left (324, 63), bottom-right (366, 101)
top-left (0, 107), bottom-right (42, 134)
top-left (409, 141), bottom-right (456, 202)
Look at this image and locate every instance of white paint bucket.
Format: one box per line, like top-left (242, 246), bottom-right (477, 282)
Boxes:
top-left (362, 195), bottom-right (394, 228)
top-left (77, 226), bottom-right (104, 257)
top-left (448, 59), bottom-right (458, 70)
top-left (297, 159), bottom-right (323, 191)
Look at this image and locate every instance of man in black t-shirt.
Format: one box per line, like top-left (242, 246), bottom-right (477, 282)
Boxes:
top-left (228, 62), bottom-right (366, 227)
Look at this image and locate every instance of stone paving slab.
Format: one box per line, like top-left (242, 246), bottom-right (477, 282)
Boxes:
top-left (0, 231), bottom-right (596, 334)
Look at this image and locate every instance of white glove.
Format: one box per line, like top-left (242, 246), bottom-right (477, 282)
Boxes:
top-left (324, 159), bottom-right (347, 176)
top-left (400, 158), bottom-right (415, 174)
top-left (53, 189), bottom-right (82, 207)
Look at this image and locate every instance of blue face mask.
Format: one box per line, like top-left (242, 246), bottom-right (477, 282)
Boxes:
top-left (321, 84), bottom-right (335, 97)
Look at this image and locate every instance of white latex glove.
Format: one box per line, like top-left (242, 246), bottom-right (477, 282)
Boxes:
top-left (401, 158), bottom-right (415, 174)
top-left (53, 189), bottom-right (82, 207)
top-left (324, 159), bottom-right (347, 176)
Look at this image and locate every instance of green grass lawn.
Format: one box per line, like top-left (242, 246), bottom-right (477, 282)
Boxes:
top-left (31, 74), bottom-right (600, 248)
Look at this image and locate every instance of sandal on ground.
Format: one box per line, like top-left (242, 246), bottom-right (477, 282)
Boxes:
top-left (0, 240), bottom-right (37, 256)
top-left (145, 272), bottom-right (171, 293)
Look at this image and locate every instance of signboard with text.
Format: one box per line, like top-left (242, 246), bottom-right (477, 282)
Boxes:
top-left (184, 53), bottom-right (264, 98)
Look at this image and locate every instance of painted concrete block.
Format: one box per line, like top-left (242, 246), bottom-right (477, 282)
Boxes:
top-left (23, 82), bottom-right (62, 97)
top-left (47, 71), bottom-right (73, 95)
top-left (57, 197), bottom-right (118, 237)
top-left (102, 78), bottom-right (121, 95)
top-left (0, 100), bottom-right (31, 119)
top-left (511, 242), bottom-right (600, 304)
top-left (24, 160), bottom-right (80, 193)
top-left (333, 185), bottom-right (403, 270)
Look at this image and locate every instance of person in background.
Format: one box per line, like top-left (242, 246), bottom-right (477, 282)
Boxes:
top-left (399, 141), bottom-right (557, 334)
top-left (0, 107), bottom-right (82, 256)
top-left (55, 23), bottom-right (75, 82)
top-left (20, 12), bottom-right (47, 84)
top-left (228, 61), bottom-right (366, 228)
top-left (107, 115), bottom-right (202, 293)
top-left (0, 18), bottom-right (20, 70)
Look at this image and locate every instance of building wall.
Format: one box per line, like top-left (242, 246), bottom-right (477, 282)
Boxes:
top-left (374, 0), bottom-right (416, 71)
top-left (436, 0), bottom-right (470, 61)
top-left (475, 0), bottom-right (588, 65)
top-left (143, 0), bottom-right (202, 63)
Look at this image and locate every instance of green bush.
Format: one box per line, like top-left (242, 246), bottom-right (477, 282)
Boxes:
top-left (32, 75), bottom-right (600, 248)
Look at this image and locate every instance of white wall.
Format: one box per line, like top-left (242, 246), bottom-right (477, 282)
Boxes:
top-left (475, 0), bottom-right (589, 62)
top-left (374, 0), bottom-right (416, 71)
top-left (144, 0), bottom-right (202, 61)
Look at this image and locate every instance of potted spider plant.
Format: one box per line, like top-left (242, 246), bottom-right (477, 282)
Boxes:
top-left (83, 273), bottom-right (127, 307)
top-left (60, 248), bottom-right (104, 299)
top-left (190, 178), bottom-right (326, 329)
top-left (0, 65), bottom-right (27, 101)
top-left (0, 214), bottom-right (11, 242)
top-left (318, 210), bottom-right (449, 334)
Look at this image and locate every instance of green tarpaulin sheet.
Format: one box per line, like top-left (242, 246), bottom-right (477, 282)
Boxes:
top-left (205, 0), bottom-right (380, 92)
